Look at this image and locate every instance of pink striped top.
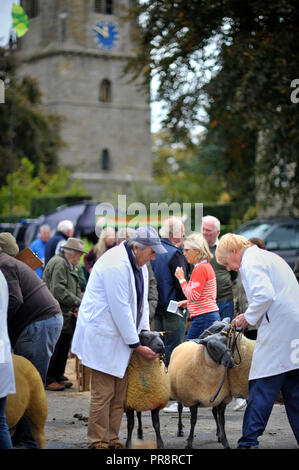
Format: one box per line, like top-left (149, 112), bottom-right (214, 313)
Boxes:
top-left (180, 260), bottom-right (218, 318)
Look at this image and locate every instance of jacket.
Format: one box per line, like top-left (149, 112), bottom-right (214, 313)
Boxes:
top-left (0, 270), bottom-right (15, 398)
top-left (44, 231), bottom-right (68, 266)
top-left (242, 245), bottom-right (299, 380)
top-left (71, 242), bottom-right (150, 378)
top-left (0, 252), bottom-right (61, 347)
top-left (43, 253), bottom-right (82, 335)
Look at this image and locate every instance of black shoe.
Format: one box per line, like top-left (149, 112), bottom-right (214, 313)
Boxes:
top-left (57, 375), bottom-right (69, 381)
top-left (237, 445), bottom-right (259, 449)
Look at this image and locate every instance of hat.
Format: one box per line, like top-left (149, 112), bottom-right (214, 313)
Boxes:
top-left (61, 237), bottom-right (86, 253)
top-left (0, 232), bottom-right (19, 257)
top-left (130, 226), bottom-right (167, 254)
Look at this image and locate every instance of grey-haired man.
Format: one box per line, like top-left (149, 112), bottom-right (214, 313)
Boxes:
top-left (71, 226), bottom-right (166, 449)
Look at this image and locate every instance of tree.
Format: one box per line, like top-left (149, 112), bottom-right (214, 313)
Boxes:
top-left (152, 130), bottom-right (226, 204)
top-left (124, 0), bottom-right (299, 211)
top-left (0, 157), bottom-right (89, 216)
top-left (0, 46), bottom-right (64, 187)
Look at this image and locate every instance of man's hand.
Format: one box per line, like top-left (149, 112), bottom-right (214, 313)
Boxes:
top-left (231, 313), bottom-right (249, 328)
top-left (135, 345), bottom-right (159, 360)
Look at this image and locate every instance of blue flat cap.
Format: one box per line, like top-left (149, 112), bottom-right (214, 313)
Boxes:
top-left (130, 226), bottom-right (167, 254)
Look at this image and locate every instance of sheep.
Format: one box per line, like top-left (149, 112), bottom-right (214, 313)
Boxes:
top-left (125, 331), bottom-right (170, 449)
top-left (168, 327), bottom-right (256, 449)
top-left (6, 354), bottom-right (48, 449)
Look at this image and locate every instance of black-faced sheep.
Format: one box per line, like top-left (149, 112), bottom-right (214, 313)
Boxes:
top-left (168, 326), bottom-right (256, 449)
top-left (6, 354), bottom-right (48, 448)
top-left (125, 331), bottom-right (170, 449)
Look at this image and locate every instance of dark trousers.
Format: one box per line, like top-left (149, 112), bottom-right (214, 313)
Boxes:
top-left (238, 368), bottom-right (299, 448)
top-left (154, 310), bottom-right (188, 367)
top-left (46, 332), bottom-right (73, 384)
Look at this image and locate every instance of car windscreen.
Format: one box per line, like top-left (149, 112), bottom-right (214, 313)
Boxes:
top-left (235, 223), bottom-right (272, 240)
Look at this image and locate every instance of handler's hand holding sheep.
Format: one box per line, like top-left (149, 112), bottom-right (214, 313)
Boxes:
top-left (134, 345), bottom-right (159, 360)
top-left (231, 313), bottom-right (249, 329)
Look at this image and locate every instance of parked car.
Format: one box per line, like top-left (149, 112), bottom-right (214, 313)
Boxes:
top-left (235, 217), bottom-right (299, 269)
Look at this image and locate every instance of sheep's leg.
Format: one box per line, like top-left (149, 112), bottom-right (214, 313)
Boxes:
top-left (125, 410), bottom-right (135, 449)
top-left (151, 408), bottom-right (164, 449)
top-left (137, 411), bottom-right (143, 440)
top-left (212, 406), bottom-right (221, 442)
top-left (212, 402), bottom-right (230, 449)
top-left (185, 404), bottom-right (197, 449)
top-left (28, 422), bottom-right (46, 449)
top-left (177, 402), bottom-right (184, 437)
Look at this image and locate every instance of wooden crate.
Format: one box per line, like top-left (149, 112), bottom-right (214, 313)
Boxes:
top-left (75, 355), bottom-right (91, 392)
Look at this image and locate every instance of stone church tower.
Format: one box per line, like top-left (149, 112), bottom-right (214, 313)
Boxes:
top-left (16, 0), bottom-right (153, 201)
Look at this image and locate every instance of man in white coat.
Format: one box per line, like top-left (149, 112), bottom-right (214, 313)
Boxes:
top-left (71, 226), bottom-right (167, 449)
top-left (216, 233), bottom-right (299, 449)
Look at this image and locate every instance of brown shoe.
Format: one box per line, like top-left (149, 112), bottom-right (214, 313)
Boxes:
top-left (59, 380), bottom-right (73, 389)
top-left (92, 442), bottom-right (109, 449)
top-left (46, 381), bottom-right (66, 391)
top-left (109, 439), bottom-right (125, 449)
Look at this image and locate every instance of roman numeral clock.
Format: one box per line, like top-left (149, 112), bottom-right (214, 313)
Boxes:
top-left (93, 20), bottom-right (119, 50)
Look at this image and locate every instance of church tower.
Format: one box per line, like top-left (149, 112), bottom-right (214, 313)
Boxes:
top-left (16, 0), bottom-right (152, 200)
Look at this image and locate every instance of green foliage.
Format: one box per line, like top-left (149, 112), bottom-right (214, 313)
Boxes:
top-left (0, 47), bottom-right (64, 187)
top-left (152, 130), bottom-right (226, 204)
top-left (0, 157), bottom-right (89, 216)
top-left (124, 0), bottom-right (299, 211)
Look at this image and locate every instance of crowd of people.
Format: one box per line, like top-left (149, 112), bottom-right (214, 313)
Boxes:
top-left (0, 215), bottom-right (298, 450)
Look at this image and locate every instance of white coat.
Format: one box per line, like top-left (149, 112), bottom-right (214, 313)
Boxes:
top-left (241, 245), bottom-right (299, 380)
top-left (71, 243), bottom-right (150, 378)
top-left (0, 270), bottom-right (15, 399)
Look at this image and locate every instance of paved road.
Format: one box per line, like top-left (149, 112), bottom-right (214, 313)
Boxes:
top-left (44, 360), bottom-right (298, 451)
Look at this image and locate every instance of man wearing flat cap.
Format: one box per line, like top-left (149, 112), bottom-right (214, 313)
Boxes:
top-left (0, 232), bottom-right (63, 448)
top-left (71, 226), bottom-right (166, 449)
top-left (43, 238), bottom-right (86, 390)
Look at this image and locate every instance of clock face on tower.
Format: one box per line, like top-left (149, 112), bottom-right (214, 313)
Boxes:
top-left (93, 20), bottom-right (119, 51)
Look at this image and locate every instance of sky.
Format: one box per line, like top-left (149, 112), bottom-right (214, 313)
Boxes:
top-left (0, 0), bottom-right (19, 46)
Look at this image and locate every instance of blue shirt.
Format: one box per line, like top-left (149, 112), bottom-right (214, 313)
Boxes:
top-left (29, 238), bottom-right (46, 279)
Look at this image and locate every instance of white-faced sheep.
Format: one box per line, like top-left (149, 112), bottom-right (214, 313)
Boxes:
top-left (125, 331), bottom-right (170, 449)
top-left (168, 325), bottom-right (256, 449)
top-left (6, 354), bottom-right (48, 448)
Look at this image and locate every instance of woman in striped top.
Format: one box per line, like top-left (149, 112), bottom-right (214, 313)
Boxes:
top-left (175, 232), bottom-right (220, 340)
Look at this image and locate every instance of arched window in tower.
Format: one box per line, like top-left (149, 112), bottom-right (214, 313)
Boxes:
top-left (101, 149), bottom-right (111, 171)
top-left (99, 79), bottom-right (112, 103)
top-left (94, 0), bottom-right (113, 15)
top-left (21, 0), bottom-right (39, 18)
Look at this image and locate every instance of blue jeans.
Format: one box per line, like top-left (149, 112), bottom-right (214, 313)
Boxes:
top-left (13, 313), bottom-right (63, 385)
top-left (238, 369), bottom-right (299, 448)
top-left (186, 311), bottom-right (220, 340)
top-left (217, 299), bottom-right (234, 321)
top-left (12, 314), bottom-right (62, 448)
top-left (0, 397), bottom-right (13, 449)
top-left (154, 310), bottom-right (188, 366)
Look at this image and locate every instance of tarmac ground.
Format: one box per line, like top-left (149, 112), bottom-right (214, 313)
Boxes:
top-left (43, 358), bottom-right (298, 451)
